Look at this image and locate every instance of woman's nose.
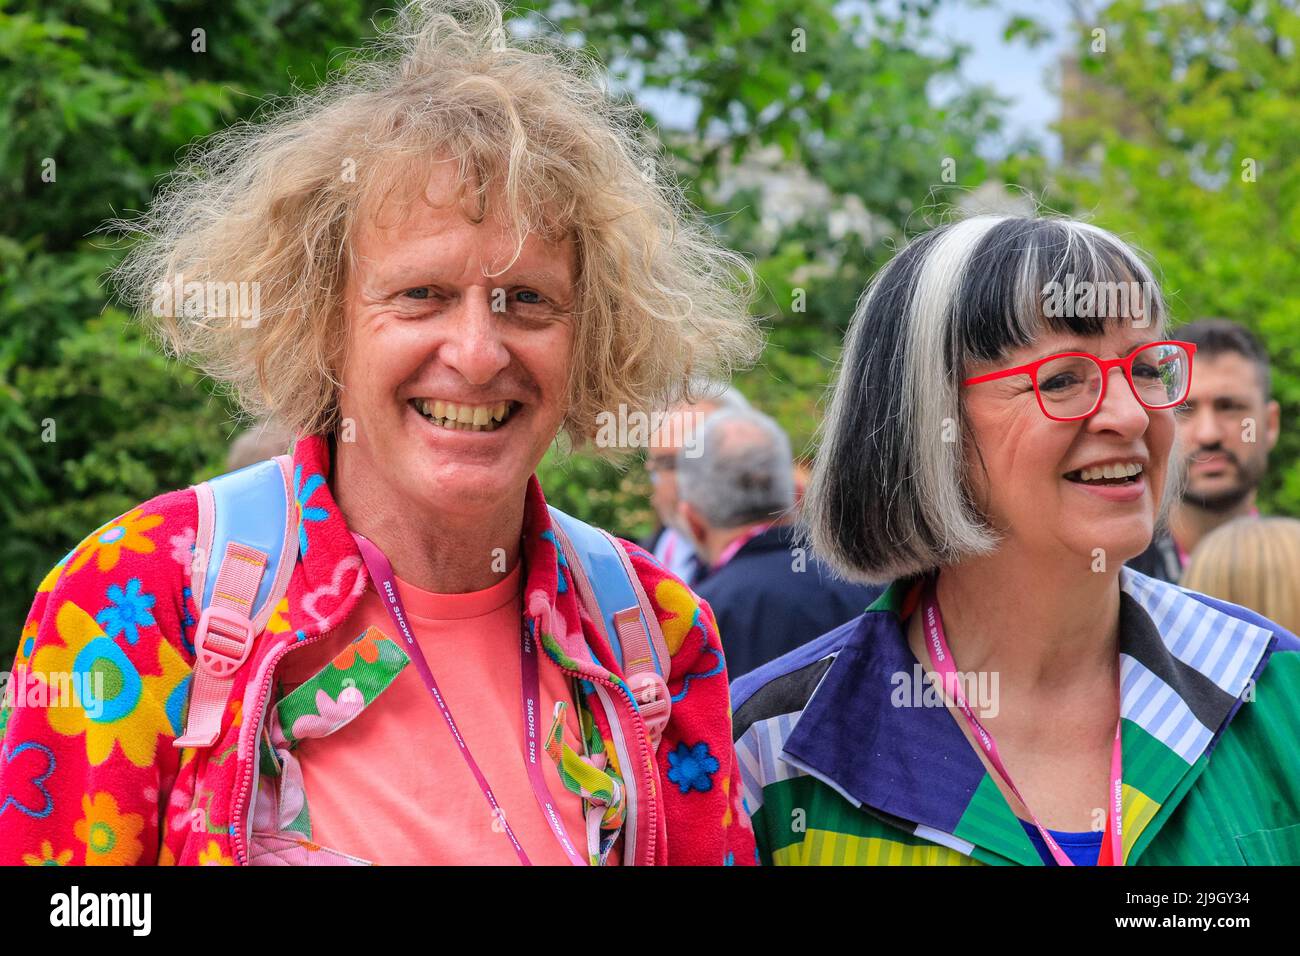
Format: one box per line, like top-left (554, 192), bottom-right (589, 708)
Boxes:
top-left (1089, 366), bottom-right (1150, 433)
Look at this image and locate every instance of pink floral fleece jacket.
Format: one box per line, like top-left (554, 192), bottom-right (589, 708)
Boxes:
top-left (0, 434), bottom-right (757, 866)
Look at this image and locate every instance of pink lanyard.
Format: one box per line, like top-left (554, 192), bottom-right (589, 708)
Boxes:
top-left (712, 522), bottom-right (774, 571)
top-left (351, 532), bottom-right (588, 866)
top-left (919, 578), bottom-right (1124, 866)
top-left (661, 530), bottom-right (676, 565)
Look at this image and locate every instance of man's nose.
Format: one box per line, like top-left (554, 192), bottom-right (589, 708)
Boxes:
top-left (439, 289), bottom-right (510, 385)
top-left (1182, 401), bottom-right (1223, 448)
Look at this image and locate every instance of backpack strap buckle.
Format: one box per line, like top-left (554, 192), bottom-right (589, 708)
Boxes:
top-left (626, 669), bottom-right (671, 740)
top-left (614, 606), bottom-right (672, 746)
top-left (175, 540), bottom-right (269, 748)
top-left (193, 605), bottom-right (255, 678)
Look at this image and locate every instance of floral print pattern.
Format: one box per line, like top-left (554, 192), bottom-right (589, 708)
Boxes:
top-left (66, 510), bottom-right (164, 577)
top-left (667, 741), bottom-right (720, 794)
top-left (34, 600), bottom-right (191, 768)
top-left (95, 578), bottom-right (157, 645)
top-left (22, 839), bottom-right (73, 866)
top-left (0, 435), bottom-right (755, 866)
top-left (75, 792), bottom-right (144, 865)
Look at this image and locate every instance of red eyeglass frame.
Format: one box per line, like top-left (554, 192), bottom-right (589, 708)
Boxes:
top-left (962, 340), bottom-right (1198, 422)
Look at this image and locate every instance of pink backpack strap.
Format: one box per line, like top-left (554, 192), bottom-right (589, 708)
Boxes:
top-left (547, 507), bottom-right (673, 753)
top-left (600, 528), bottom-right (672, 751)
top-left (175, 455), bottom-right (297, 749)
top-left (174, 542), bottom-right (266, 747)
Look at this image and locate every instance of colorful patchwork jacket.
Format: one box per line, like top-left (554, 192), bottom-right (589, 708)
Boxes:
top-left (733, 567), bottom-right (1300, 865)
top-left (0, 434), bottom-right (756, 866)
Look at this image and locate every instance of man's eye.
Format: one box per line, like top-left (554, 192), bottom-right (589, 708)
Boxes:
top-left (402, 287), bottom-right (431, 300)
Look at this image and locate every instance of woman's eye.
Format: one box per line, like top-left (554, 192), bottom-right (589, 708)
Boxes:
top-left (514, 289), bottom-right (544, 305)
top-left (1132, 363), bottom-right (1159, 379)
top-left (1040, 374), bottom-right (1081, 391)
top-left (402, 287), bottom-right (431, 300)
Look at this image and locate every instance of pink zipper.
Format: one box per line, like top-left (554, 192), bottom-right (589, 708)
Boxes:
top-left (229, 629), bottom-right (329, 865)
top-left (554, 654), bottom-right (660, 866)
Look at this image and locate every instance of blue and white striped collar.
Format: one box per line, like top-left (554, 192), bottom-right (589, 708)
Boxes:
top-left (745, 567), bottom-right (1287, 860)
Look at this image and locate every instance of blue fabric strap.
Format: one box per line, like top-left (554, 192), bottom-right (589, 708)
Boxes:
top-left (201, 458), bottom-right (291, 620)
top-left (547, 506), bottom-right (664, 678)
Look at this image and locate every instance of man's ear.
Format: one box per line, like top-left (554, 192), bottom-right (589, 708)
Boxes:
top-left (1266, 398), bottom-right (1281, 452)
top-left (677, 500), bottom-right (709, 551)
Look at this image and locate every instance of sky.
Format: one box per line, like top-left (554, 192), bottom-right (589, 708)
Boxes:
top-left (634, 0), bottom-right (1076, 162)
top-left (927, 0), bottom-right (1075, 159)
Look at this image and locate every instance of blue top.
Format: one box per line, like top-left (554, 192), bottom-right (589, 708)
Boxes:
top-left (696, 525), bottom-right (881, 680)
top-left (1020, 819), bottom-right (1104, 866)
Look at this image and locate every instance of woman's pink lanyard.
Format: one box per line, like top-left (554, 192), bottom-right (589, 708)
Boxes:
top-left (351, 532), bottom-right (588, 866)
top-left (919, 579), bottom-right (1124, 866)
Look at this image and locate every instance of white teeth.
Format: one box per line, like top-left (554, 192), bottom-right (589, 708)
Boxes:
top-left (1075, 462), bottom-right (1143, 482)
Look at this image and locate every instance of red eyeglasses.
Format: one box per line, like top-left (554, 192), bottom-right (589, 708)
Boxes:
top-left (963, 340), bottom-right (1197, 422)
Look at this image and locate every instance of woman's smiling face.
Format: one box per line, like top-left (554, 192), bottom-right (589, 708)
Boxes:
top-left (962, 325), bottom-right (1178, 569)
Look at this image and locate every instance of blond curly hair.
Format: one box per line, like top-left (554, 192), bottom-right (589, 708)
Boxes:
top-left (113, 0), bottom-right (761, 446)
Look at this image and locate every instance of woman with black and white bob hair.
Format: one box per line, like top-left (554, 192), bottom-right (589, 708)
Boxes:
top-left (732, 214), bottom-right (1300, 867)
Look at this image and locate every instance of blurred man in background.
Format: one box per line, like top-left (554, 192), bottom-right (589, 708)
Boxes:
top-left (226, 419), bottom-right (294, 471)
top-left (1129, 319), bottom-right (1280, 582)
top-left (643, 387), bottom-right (749, 586)
top-left (676, 407), bottom-right (880, 679)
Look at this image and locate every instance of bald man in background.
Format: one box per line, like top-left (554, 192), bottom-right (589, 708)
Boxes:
top-left (676, 407), bottom-right (879, 680)
top-left (642, 388), bottom-right (749, 587)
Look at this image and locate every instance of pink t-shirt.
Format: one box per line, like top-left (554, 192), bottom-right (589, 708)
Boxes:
top-left (273, 560), bottom-right (593, 864)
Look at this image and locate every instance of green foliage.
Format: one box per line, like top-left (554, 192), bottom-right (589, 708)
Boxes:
top-left (0, 1), bottom-right (390, 656)
top-left (515, 0), bottom-right (1004, 534)
top-left (537, 446), bottom-right (657, 542)
top-left (0, 0), bottom-right (1000, 656)
top-left (1039, 0), bottom-right (1300, 515)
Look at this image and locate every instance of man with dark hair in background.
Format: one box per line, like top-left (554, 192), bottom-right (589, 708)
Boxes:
top-left (1129, 318), bottom-right (1280, 582)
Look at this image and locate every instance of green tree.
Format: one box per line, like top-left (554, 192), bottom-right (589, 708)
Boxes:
top-left (1030, 0), bottom-right (1300, 514)
top-left (530, 0), bottom-right (1005, 535)
top-left (1, 0), bottom-right (1005, 655)
top-left (0, 1), bottom-right (389, 655)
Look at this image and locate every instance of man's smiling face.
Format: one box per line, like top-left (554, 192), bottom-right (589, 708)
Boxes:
top-left (337, 161), bottom-right (577, 518)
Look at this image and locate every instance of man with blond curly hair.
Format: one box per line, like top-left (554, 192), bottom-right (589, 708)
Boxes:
top-left (0, 0), bottom-right (761, 866)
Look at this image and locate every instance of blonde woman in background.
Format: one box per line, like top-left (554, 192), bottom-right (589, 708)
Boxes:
top-left (1181, 516), bottom-right (1300, 635)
